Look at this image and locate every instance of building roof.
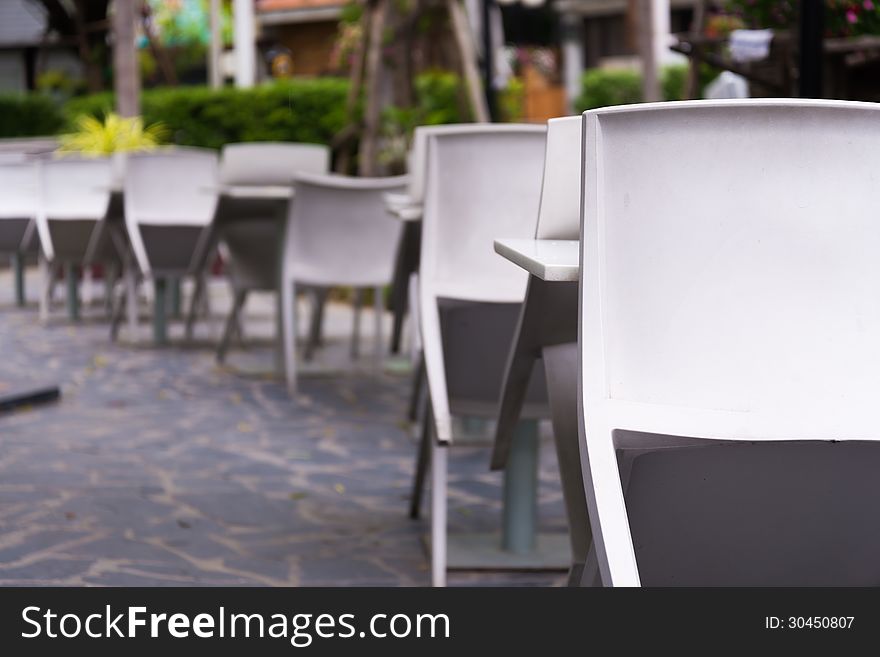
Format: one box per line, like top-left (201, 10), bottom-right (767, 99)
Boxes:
top-left (0, 0), bottom-right (46, 48)
top-left (257, 0), bottom-right (344, 25)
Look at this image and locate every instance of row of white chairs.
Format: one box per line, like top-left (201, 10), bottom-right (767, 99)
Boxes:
top-left (403, 99), bottom-right (880, 587)
top-left (0, 145), bottom-right (409, 390)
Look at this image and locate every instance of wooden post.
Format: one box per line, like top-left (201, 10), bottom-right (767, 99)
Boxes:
top-left (113, 0), bottom-right (140, 117)
top-left (359, 0), bottom-right (388, 176)
top-left (208, 0), bottom-right (223, 88)
top-left (447, 0), bottom-right (490, 123)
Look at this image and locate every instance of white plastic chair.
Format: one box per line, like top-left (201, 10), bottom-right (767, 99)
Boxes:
top-left (280, 172), bottom-right (408, 394)
top-left (417, 125), bottom-right (547, 586)
top-left (208, 142), bottom-right (330, 358)
top-left (114, 148), bottom-right (219, 342)
top-left (35, 156), bottom-right (116, 321)
top-left (0, 161), bottom-right (39, 306)
top-left (580, 99), bottom-right (880, 586)
top-left (489, 115), bottom-right (591, 585)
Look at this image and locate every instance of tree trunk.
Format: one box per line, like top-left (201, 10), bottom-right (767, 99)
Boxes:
top-left (359, 0), bottom-right (388, 176)
top-left (446, 0), bottom-right (489, 122)
top-left (113, 0), bottom-right (140, 117)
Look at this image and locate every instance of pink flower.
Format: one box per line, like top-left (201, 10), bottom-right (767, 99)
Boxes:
top-left (847, 8), bottom-right (859, 22)
top-left (864, 0), bottom-right (874, 10)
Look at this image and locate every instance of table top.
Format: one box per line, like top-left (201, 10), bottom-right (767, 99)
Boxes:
top-left (216, 184), bottom-right (293, 200)
top-left (494, 238), bottom-right (579, 282)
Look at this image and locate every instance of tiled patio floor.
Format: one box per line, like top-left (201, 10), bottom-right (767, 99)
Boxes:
top-left (0, 269), bottom-right (567, 586)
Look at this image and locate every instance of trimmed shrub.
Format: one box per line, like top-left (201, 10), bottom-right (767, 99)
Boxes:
top-left (575, 65), bottom-right (714, 112)
top-left (63, 78), bottom-right (350, 149)
top-left (0, 93), bottom-right (65, 138)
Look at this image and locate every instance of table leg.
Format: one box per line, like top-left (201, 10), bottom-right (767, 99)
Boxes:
top-left (12, 252), bottom-right (24, 307)
top-left (502, 419), bottom-right (539, 554)
top-left (169, 277), bottom-right (182, 319)
top-left (65, 263), bottom-right (79, 321)
top-left (153, 277), bottom-right (168, 345)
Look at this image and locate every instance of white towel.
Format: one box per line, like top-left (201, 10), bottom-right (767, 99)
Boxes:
top-left (729, 29), bottom-right (774, 63)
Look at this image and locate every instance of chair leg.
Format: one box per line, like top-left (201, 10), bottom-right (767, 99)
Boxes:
top-left (409, 404), bottom-right (432, 519)
top-left (12, 252), bottom-right (25, 307)
top-left (216, 289), bottom-right (247, 364)
top-left (307, 287), bottom-right (328, 348)
top-left (282, 277), bottom-right (298, 395)
top-left (184, 272), bottom-right (205, 341)
top-left (407, 352), bottom-right (425, 423)
top-left (38, 253), bottom-right (52, 323)
top-left (350, 288), bottom-right (362, 360)
top-left (373, 285), bottom-right (384, 372)
top-left (431, 440), bottom-right (448, 587)
top-left (109, 279), bottom-right (126, 342)
top-left (104, 263), bottom-right (118, 317)
top-left (125, 262), bottom-right (138, 343)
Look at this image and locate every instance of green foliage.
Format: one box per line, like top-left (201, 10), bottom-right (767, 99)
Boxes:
top-left (380, 70), bottom-right (465, 170)
top-left (574, 65), bottom-right (718, 112)
top-left (58, 113), bottom-right (168, 155)
top-left (499, 76), bottom-right (525, 122)
top-left (63, 79), bottom-right (350, 149)
top-left (0, 93), bottom-right (65, 138)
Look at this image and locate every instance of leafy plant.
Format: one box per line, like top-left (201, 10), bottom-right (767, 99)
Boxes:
top-left (725, 0), bottom-right (880, 37)
top-left (575, 65), bottom-right (719, 112)
top-left (58, 113), bottom-right (168, 155)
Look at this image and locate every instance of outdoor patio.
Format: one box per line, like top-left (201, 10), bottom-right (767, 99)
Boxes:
top-left (0, 268), bottom-right (566, 586)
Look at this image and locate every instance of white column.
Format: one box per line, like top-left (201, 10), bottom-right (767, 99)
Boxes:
top-left (208, 0), bottom-right (223, 88)
top-left (233, 0), bottom-right (256, 88)
top-left (652, 0), bottom-right (675, 66)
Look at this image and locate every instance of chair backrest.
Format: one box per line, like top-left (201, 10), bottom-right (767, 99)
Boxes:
top-left (535, 116), bottom-right (581, 240)
top-left (41, 156), bottom-right (112, 221)
top-left (0, 161), bottom-right (38, 220)
top-left (580, 99), bottom-right (880, 586)
top-left (124, 149), bottom-right (218, 227)
top-left (284, 172), bottom-right (409, 287)
top-left (123, 149), bottom-right (218, 275)
top-left (220, 142), bottom-right (330, 186)
top-left (420, 125), bottom-right (546, 303)
top-left (0, 152), bottom-right (27, 165)
top-left (409, 123), bottom-right (536, 203)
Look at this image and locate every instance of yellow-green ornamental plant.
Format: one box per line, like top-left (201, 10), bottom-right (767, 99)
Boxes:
top-left (59, 113), bottom-right (169, 155)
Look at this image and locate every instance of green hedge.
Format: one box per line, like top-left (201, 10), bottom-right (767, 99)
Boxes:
top-left (0, 93), bottom-right (65, 138)
top-left (575, 65), bottom-right (714, 112)
top-left (63, 78), bottom-right (350, 149)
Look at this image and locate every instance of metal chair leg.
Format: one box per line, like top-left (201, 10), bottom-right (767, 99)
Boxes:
top-left (409, 405), bottom-right (432, 519)
top-left (216, 289), bottom-right (247, 363)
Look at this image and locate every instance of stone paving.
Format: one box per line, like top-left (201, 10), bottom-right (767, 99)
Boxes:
top-left (0, 269), bottom-right (567, 586)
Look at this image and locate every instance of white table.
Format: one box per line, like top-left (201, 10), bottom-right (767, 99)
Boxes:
top-left (492, 237), bottom-right (591, 585)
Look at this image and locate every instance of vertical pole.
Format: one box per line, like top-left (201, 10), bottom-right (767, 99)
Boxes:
top-left (799, 0), bottom-right (824, 98)
top-left (153, 277), bottom-right (168, 345)
top-left (208, 0), bottom-right (223, 88)
top-left (501, 419), bottom-right (539, 554)
top-left (65, 263), bottom-right (80, 321)
top-left (638, 0), bottom-right (661, 102)
top-left (480, 0), bottom-right (497, 120)
top-left (560, 13), bottom-right (585, 112)
top-left (113, 0), bottom-right (140, 117)
top-left (12, 252), bottom-right (25, 307)
top-left (233, 0), bottom-right (256, 88)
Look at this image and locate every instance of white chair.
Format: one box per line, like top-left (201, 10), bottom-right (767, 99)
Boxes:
top-left (114, 148), bottom-right (219, 343)
top-left (35, 156), bottom-right (116, 322)
top-left (417, 125), bottom-right (547, 586)
top-left (489, 115), bottom-right (590, 585)
top-left (207, 142), bottom-right (331, 359)
top-left (0, 161), bottom-right (38, 306)
top-left (281, 172), bottom-right (408, 394)
top-left (579, 98), bottom-right (880, 586)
